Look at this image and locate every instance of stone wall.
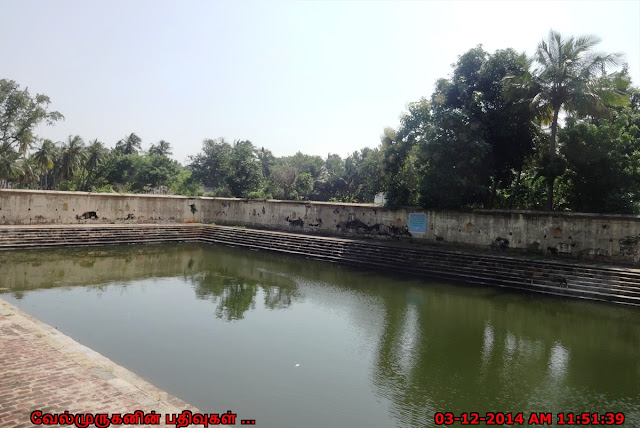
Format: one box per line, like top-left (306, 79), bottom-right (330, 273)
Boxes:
top-left (207, 198), bottom-right (640, 264)
top-left (0, 189), bottom-right (203, 225)
top-left (2, 189), bottom-right (640, 264)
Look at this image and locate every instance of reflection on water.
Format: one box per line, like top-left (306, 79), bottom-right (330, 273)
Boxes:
top-left (189, 266), bottom-right (298, 320)
top-left (1, 243), bottom-right (640, 427)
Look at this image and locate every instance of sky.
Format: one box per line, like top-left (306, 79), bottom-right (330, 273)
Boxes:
top-left (1, 0), bottom-right (639, 164)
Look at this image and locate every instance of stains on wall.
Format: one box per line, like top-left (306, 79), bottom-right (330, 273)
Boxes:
top-left (527, 242), bottom-right (540, 252)
top-left (339, 217), bottom-right (381, 233)
top-left (388, 225), bottom-right (411, 237)
top-left (619, 235), bottom-right (640, 256)
top-left (76, 211), bottom-right (99, 220)
top-left (4, 191), bottom-right (640, 264)
top-left (553, 227), bottom-right (563, 238)
top-left (308, 219), bottom-right (323, 227)
top-left (335, 216), bottom-right (411, 238)
top-left (490, 237), bottom-right (509, 249)
top-left (0, 190), bottom-right (201, 226)
top-left (285, 216), bottom-right (304, 227)
top-left (557, 242), bottom-right (573, 254)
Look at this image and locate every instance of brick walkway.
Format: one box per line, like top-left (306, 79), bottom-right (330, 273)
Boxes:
top-left (0, 298), bottom-right (201, 428)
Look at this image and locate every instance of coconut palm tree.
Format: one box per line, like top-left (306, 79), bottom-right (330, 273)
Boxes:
top-left (0, 142), bottom-right (22, 187)
top-left (59, 135), bottom-right (86, 183)
top-left (527, 30), bottom-right (626, 210)
top-left (16, 156), bottom-right (38, 188)
top-left (32, 139), bottom-right (58, 189)
top-left (149, 140), bottom-right (172, 156)
top-left (257, 147), bottom-right (275, 178)
top-left (81, 139), bottom-right (109, 190)
top-left (116, 133), bottom-right (142, 155)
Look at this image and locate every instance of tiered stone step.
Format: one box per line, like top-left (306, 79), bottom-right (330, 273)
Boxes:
top-left (200, 226), bottom-right (640, 306)
top-left (0, 224), bottom-right (202, 250)
top-left (0, 223), bottom-right (638, 306)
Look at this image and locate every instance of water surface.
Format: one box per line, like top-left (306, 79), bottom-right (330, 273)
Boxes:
top-left (1, 243), bottom-right (639, 427)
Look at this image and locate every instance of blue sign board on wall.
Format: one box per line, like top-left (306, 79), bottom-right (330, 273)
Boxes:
top-left (408, 213), bottom-right (427, 235)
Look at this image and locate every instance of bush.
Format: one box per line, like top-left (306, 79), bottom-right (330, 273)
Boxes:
top-left (94, 184), bottom-right (116, 193)
top-left (213, 187), bottom-right (232, 197)
top-left (247, 190), bottom-right (272, 199)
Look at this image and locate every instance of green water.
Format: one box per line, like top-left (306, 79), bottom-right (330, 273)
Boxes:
top-left (1, 243), bottom-right (639, 427)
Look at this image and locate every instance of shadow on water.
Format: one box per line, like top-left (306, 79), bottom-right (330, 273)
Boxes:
top-left (1, 243), bottom-right (640, 427)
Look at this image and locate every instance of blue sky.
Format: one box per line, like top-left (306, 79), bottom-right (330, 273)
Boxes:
top-left (2, 0), bottom-right (638, 164)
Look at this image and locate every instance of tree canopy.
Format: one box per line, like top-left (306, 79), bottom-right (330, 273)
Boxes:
top-left (2, 30), bottom-right (638, 213)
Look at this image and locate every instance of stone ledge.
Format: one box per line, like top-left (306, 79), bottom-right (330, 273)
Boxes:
top-left (0, 298), bottom-right (215, 427)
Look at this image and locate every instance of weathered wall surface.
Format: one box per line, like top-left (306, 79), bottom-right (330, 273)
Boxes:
top-left (207, 198), bottom-right (640, 264)
top-left (428, 210), bottom-right (640, 264)
top-left (2, 189), bottom-right (640, 264)
top-left (207, 198), bottom-right (413, 238)
top-left (0, 189), bottom-right (204, 225)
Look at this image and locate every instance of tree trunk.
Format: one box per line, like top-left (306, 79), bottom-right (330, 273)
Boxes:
top-left (487, 178), bottom-right (498, 209)
top-left (547, 108), bottom-right (560, 211)
top-left (511, 167), bottom-right (522, 210)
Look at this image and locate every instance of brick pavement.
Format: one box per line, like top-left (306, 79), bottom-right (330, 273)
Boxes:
top-left (0, 298), bottom-right (203, 428)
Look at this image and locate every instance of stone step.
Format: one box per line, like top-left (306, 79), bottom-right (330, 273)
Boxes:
top-left (0, 237), bottom-right (193, 250)
top-left (201, 228), bottom-right (640, 302)
top-left (2, 223), bottom-right (639, 306)
top-left (203, 229), bottom-right (640, 292)
top-left (199, 234), bottom-right (640, 306)
top-left (218, 226), bottom-right (640, 281)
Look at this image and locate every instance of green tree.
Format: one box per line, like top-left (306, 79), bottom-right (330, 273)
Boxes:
top-left (342, 152), bottom-right (362, 201)
top-left (137, 154), bottom-right (181, 192)
top-left (523, 30), bottom-right (626, 210)
top-left (293, 172), bottom-right (314, 199)
top-left (189, 138), bottom-right (232, 190)
top-left (560, 87), bottom-right (640, 213)
top-left (357, 147), bottom-right (385, 202)
top-left (0, 142), bottom-right (22, 186)
top-left (172, 168), bottom-right (202, 196)
top-left (82, 139), bottom-right (109, 190)
top-left (268, 162), bottom-right (297, 199)
top-left (32, 139), bottom-right (58, 189)
top-left (99, 151), bottom-right (181, 193)
top-left (0, 79), bottom-right (63, 155)
top-left (286, 151), bottom-right (325, 179)
top-left (420, 47), bottom-right (538, 209)
top-left (58, 135), bottom-right (86, 183)
top-left (16, 156), bottom-right (38, 188)
top-left (226, 140), bottom-right (263, 197)
top-left (115, 133), bottom-right (142, 155)
top-left (149, 140), bottom-right (172, 156)
top-left (314, 153), bottom-right (345, 200)
top-left (419, 94), bottom-right (491, 208)
top-left (257, 147), bottom-right (275, 178)
top-left (382, 99), bottom-right (429, 207)
top-left (100, 153), bottom-right (139, 192)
